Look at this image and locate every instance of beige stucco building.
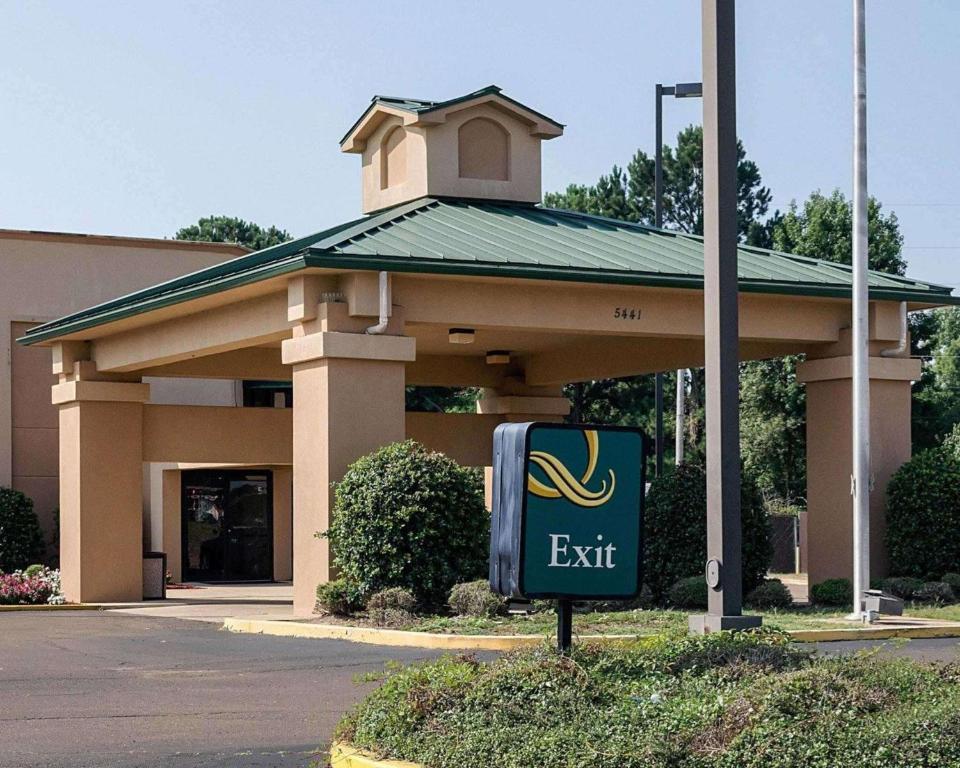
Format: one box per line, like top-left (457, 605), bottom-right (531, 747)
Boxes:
top-left (1, 230), bottom-right (251, 558)
top-left (17, 86), bottom-right (959, 614)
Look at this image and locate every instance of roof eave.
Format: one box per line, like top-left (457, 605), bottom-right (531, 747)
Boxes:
top-left (303, 252), bottom-right (960, 306)
top-left (19, 249), bottom-right (958, 347)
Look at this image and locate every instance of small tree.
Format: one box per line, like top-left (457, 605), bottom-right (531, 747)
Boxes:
top-left (643, 463), bottom-right (771, 604)
top-left (323, 441), bottom-right (488, 608)
top-left (0, 488), bottom-right (44, 572)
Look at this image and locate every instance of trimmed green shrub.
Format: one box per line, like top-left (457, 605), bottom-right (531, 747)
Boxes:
top-left (811, 577), bottom-right (853, 607)
top-left (0, 487), bottom-right (44, 573)
top-left (448, 580), bottom-right (504, 618)
top-left (879, 576), bottom-right (925, 600)
top-left (942, 573), bottom-right (960, 595)
top-left (886, 447), bottom-right (960, 579)
top-left (336, 632), bottom-right (960, 768)
top-left (366, 587), bottom-right (416, 627)
top-left (644, 463), bottom-right (772, 603)
top-left (323, 441), bottom-right (488, 607)
top-left (592, 584), bottom-right (654, 613)
top-left (668, 576), bottom-right (707, 609)
top-left (315, 578), bottom-right (360, 616)
top-left (746, 578), bottom-right (793, 609)
top-left (913, 581), bottom-right (956, 605)
top-left (22, 563), bottom-right (44, 578)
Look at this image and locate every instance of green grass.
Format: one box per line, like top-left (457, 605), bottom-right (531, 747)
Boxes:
top-left (905, 603), bottom-right (960, 622)
top-left (395, 607), bottom-right (867, 636)
top-left (336, 631), bottom-right (960, 768)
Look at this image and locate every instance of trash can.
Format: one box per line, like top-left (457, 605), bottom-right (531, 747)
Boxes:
top-left (142, 551), bottom-right (167, 600)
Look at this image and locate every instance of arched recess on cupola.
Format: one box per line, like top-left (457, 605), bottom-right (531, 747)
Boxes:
top-left (380, 125), bottom-right (407, 189)
top-left (458, 117), bottom-right (509, 181)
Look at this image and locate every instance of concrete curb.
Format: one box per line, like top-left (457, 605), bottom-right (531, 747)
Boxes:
top-left (223, 617), bottom-right (595, 650)
top-left (224, 617), bottom-right (960, 648)
top-left (788, 624), bottom-right (960, 642)
top-left (330, 742), bottom-right (419, 768)
top-left (0, 603), bottom-right (101, 612)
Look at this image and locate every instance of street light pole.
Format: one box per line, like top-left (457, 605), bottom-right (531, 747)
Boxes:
top-left (654, 84), bottom-right (665, 477)
top-left (690, 0), bottom-right (760, 634)
top-left (655, 81), bottom-right (701, 471)
top-left (850, 0), bottom-right (870, 619)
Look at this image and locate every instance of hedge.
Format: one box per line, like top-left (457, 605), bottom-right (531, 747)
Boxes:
top-left (0, 487), bottom-right (44, 573)
top-left (337, 631), bottom-right (960, 768)
top-left (886, 447), bottom-right (960, 580)
top-left (644, 463), bottom-right (772, 603)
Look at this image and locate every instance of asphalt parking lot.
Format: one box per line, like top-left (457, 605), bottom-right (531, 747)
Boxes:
top-left (3, 611), bottom-right (959, 768)
top-left (1, 612), bottom-right (443, 768)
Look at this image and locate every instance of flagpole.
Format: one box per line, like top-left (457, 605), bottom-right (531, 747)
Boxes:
top-left (850, 0), bottom-right (871, 619)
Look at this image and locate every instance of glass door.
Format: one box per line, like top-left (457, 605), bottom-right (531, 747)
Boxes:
top-left (182, 470), bottom-right (273, 582)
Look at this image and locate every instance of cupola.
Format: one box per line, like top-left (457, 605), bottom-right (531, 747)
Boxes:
top-left (340, 85), bottom-right (563, 214)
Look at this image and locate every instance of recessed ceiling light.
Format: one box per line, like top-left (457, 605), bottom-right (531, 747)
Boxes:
top-left (486, 350), bottom-right (511, 365)
top-left (448, 328), bottom-right (475, 344)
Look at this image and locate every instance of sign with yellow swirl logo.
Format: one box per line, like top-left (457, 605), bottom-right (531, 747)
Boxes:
top-left (527, 429), bottom-right (616, 507)
top-left (489, 422), bottom-right (646, 601)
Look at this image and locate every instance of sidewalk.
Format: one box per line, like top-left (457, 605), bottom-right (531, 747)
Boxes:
top-left (101, 582), bottom-right (295, 623)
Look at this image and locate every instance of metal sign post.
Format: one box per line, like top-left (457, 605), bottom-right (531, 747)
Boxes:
top-left (557, 599), bottom-right (573, 653)
top-left (489, 423), bottom-right (646, 653)
top-left (690, 0), bottom-right (760, 634)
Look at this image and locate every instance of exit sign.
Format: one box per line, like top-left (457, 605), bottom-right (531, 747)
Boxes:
top-left (489, 423), bottom-right (646, 600)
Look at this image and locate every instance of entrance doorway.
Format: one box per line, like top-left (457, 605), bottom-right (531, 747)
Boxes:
top-left (181, 470), bottom-right (273, 582)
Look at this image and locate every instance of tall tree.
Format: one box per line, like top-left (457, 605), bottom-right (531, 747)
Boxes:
top-left (545, 125), bottom-right (772, 241)
top-left (913, 307), bottom-right (960, 450)
top-left (769, 190), bottom-right (906, 275)
top-left (175, 215), bottom-right (292, 251)
top-left (738, 356), bottom-right (806, 507)
top-left (546, 126), bottom-right (772, 456)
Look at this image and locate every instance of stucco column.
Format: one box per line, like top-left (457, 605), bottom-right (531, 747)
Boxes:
top-left (798, 352), bottom-right (920, 587)
top-left (476, 385), bottom-right (571, 423)
top-left (54, 373), bottom-right (149, 603)
top-left (282, 306), bottom-right (415, 616)
top-left (477, 385), bottom-right (571, 508)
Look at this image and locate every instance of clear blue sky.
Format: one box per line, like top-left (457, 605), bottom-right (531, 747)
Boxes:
top-left (2, 1), bottom-right (957, 286)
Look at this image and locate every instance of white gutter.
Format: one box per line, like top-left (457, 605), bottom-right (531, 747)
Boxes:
top-left (880, 301), bottom-right (908, 357)
top-left (365, 271), bottom-right (390, 335)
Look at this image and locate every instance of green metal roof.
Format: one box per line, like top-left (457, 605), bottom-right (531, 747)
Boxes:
top-left (340, 85), bottom-right (564, 146)
top-left (19, 197), bottom-right (959, 345)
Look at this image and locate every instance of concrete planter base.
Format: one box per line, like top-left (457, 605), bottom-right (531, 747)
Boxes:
top-left (224, 616), bottom-right (960, 648)
top-left (330, 741), bottom-right (420, 768)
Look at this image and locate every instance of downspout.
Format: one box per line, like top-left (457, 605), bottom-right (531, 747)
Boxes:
top-left (880, 301), bottom-right (908, 357)
top-left (365, 271), bottom-right (390, 335)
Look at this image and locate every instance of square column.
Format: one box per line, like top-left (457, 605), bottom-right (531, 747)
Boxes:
top-left (283, 317), bottom-right (414, 615)
top-left (798, 353), bottom-right (920, 586)
top-left (476, 386), bottom-right (571, 424)
top-left (54, 376), bottom-right (149, 603)
top-left (477, 386), bottom-right (571, 509)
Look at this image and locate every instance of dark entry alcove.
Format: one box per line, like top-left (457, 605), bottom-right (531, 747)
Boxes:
top-left (181, 470), bottom-right (273, 582)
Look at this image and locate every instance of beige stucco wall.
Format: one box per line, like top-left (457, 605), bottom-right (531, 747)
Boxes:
top-left (1, 233), bottom-right (244, 555)
top-left (358, 102), bottom-right (545, 213)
